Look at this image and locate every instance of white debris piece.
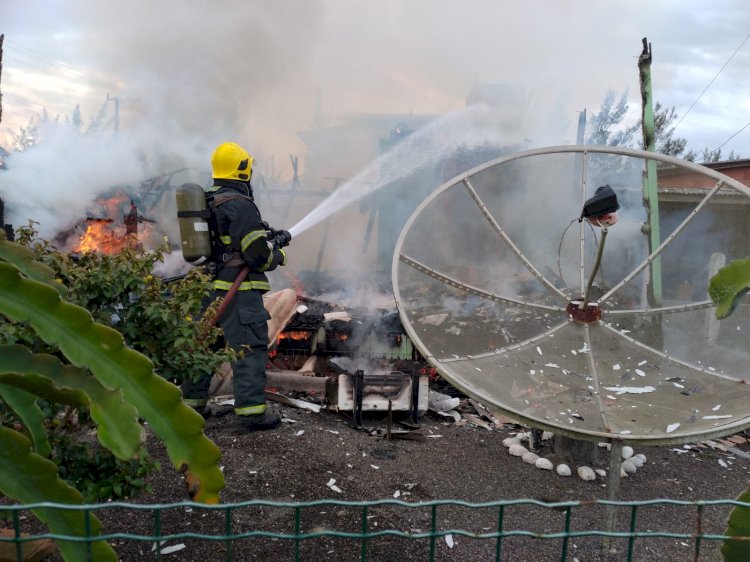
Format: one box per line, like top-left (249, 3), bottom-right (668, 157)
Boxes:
top-left (536, 346), bottom-right (543, 355)
top-left (542, 431), bottom-right (554, 441)
top-left (508, 444), bottom-right (528, 457)
top-left (638, 360), bottom-right (647, 366)
top-left (502, 437), bottom-right (522, 448)
top-left (295, 430), bottom-right (305, 437)
top-left (428, 390), bottom-right (460, 412)
top-left (544, 363), bottom-right (560, 368)
top-left (622, 446), bottom-right (634, 460)
top-left (326, 479), bottom-right (342, 493)
top-left (522, 451), bottom-right (540, 465)
top-left (595, 469), bottom-right (607, 478)
top-left (296, 304), bottom-right (309, 314)
top-left (719, 459), bottom-right (729, 468)
top-left (603, 386), bottom-right (656, 395)
top-left (437, 410), bottom-right (462, 422)
top-left (324, 311), bottom-right (352, 322)
top-left (370, 465), bottom-right (380, 470)
top-left (666, 423), bottom-right (680, 433)
top-left (160, 544), bottom-right (186, 555)
top-left (703, 415), bottom-right (732, 420)
top-left (556, 464), bottom-right (572, 477)
top-left (535, 458), bottom-right (554, 470)
top-left (419, 313), bottom-right (449, 326)
top-left (393, 490), bottom-right (401, 498)
top-left (577, 466), bottom-right (596, 481)
top-left (635, 369), bottom-right (646, 377)
top-left (621, 459), bottom-right (637, 474)
top-left (613, 363), bottom-right (621, 370)
top-left (713, 404), bottom-right (722, 411)
top-left (445, 534), bottom-right (455, 549)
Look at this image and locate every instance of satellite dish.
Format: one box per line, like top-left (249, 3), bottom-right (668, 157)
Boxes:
top-left (393, 145), bottom-right (750, 444)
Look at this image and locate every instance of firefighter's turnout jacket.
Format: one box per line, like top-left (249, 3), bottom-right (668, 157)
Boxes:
top-left (208, 178), bottom-right (287, 290)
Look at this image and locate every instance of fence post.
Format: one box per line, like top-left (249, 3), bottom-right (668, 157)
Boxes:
top-left (495, 504), bottom-right (504, 562)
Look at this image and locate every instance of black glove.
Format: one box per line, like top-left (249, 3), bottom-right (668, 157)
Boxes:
top-left (270, 230), bottom-right (292, 249)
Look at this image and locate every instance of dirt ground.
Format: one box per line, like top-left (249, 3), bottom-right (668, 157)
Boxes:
top-left (81, 396), bottom-right (750, 562)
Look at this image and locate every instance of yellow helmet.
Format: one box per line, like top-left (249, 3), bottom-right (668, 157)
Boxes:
top-left (211, 142), bottom-right (254, 181)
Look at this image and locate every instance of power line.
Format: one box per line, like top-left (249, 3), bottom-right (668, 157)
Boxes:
top-left (5, 39), bottom-right (79, 74)
top-left (673, 31), bottom-right (750, 133)
top-left (709, 119), bottom-right (750, 155)
top-left (5, 55), bottom-right (85, 90)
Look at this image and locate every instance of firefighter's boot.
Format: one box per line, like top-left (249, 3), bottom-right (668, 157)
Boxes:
top-left (237, 410), bottom-right (281, 431)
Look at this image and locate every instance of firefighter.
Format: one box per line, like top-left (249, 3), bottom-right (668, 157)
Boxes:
top-left (182, 142), bottom-right (291, 431)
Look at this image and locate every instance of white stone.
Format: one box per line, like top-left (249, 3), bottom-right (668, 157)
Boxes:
top-left (621, 459), bottom-right (637, 474)
top-left (631, 456), bottom-right (644, 468)
top-left (503, 437), bottom-right (521, 448)
top-left (522, 451), bottom-right (540, 465)
top-left (515, 432), bottom-right (531, 442)
top-left (535, 458), bottom-right (554, 470)
top-left (556, 464), bottom-right (572, 477)
top-left (508, 444), bottom-right (528, 457)
top-left (620, 467), bottom-right (628, 478)
top-left (577, 466), bottom-right (596, 481)
top-left (621, 446), bottom-right (634, 460)
top-left (634, 453), bottom-right (647, 464)
top-left (595, 469), bottom-right (607, 478)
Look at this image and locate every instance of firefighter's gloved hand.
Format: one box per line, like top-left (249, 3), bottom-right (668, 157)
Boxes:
top-left (270, 230), bottom-right (292, 249)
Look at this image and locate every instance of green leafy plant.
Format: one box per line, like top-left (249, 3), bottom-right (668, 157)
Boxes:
top-left (709, 258), bottom-right (750, 561)
top-left (0, 232), bottom-right (226, 561)
top-left (709, 258), bottom-right (750, 319)
top-left (51, 431), bottom-right (160, 502)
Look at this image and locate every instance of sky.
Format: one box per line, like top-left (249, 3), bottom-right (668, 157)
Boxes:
top-left (2, 1), bottom-right (749, 155)
top-left (0, 0), bottom-right (749, 241)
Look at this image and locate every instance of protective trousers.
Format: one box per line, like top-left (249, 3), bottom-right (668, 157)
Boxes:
top-left (181, 289), bottom-right (271, 415)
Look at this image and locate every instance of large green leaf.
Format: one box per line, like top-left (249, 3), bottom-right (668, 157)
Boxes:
top-left (0, 234), bottom-right (66, 296)
top-left (722, 483), bottom-right (750, 561)
top-left (0, 383), bottom-right (52, 457)
top-left (709, 258), bottom-right (750, 319)
top-left (0, 263), bottom-right (224, 503)
top-left (0, 345), bottom-right (142, 460)
top-left (0, 426), bottom-right (117, 562)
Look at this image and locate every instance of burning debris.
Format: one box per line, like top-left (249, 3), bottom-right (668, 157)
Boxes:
top-left (55, 195), bottom-right (162, 255)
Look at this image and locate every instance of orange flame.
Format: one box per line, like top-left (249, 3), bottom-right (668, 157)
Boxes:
top-left (276, 331), bottom-right (312, 342)
top-left (75, 222), bottom-right (127, 254)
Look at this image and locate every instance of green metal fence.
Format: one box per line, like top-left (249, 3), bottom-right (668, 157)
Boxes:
top-left (1, 498), bottom-right (748, 561)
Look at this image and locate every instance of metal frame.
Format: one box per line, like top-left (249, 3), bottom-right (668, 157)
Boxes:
top-left (392, 145), bottom-right (750, 445)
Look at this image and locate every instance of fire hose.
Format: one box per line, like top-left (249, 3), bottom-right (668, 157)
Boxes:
top-left (208, 229), bottom-right (292, 327)
top-left (209, 265), bottom-right (249, 327)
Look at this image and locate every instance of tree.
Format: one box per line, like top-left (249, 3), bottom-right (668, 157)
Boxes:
top-left (654, 102), bottom-right (688, 157)
top-left (585, 90), bottom-right (640, 147)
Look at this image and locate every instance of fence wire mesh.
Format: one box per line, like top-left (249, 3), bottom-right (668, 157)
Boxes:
top-left (2, 498), bottom-right (750, 561)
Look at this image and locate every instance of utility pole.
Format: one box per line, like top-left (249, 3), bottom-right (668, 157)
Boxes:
top-left (106, 93), bottom-right (120, 134)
